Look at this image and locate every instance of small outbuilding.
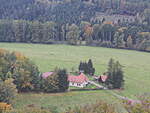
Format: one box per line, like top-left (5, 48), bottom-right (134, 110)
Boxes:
top-left (99, 75), bottom-right (108, 83)
top-left (42, 72), bottom-right (53, 79)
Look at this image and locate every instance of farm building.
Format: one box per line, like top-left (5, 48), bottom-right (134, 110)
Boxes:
top-left (68, 73), bottom-right (89, 88)
top-left (42, 72), bottom-right (54, 79)
top-left (94, 75), bottom-right (108, 83)
top-left (42, 72), bottom-right (89, 88)
top-left (99, 75), bottom-right (108, 83)
top-left (91, 12), bottom-right (136, 24)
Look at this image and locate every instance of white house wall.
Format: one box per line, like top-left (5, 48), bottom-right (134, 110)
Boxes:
top-left (69, 82), bottom-right (88, 88)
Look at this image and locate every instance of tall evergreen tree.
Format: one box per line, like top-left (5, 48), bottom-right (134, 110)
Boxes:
top-left (106, 58), bottom-right (124, 89)
top-left (57, 68), bottom-right (69, 92)
top-left (113, 61), bottom-right (124, 89)
top-left (79, 61), bottom-right (84, 72)
top-left (78, 59), bottom-right (95, 75)
top-left (83, 62), bottom-right (88, 74)
top-left (106, 58), bottom-right (115, 88)
top-left (87, 59), bottom-right (95, 76)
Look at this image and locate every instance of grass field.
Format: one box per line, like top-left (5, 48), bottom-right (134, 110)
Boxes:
top-left (14, 91), bottom-right (121, 112)
top-left (0, 43), bottom-right (150, 112)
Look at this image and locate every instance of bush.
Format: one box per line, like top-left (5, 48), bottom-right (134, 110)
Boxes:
top-left (6, 108), bottom-right (52, 113)
top-left (0, 79), bottom-right (17, 104)
top-left (123, 94), bottom-right (150, 113)
top-left (42, 68), bottom-right (69, 93)
top-left (65, 101), bottom-right (116, 113)
top-left (43, 72), bottom-right (60, 93)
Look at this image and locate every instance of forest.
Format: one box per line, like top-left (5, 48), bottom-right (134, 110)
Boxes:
top-left (0, 0), bottom-right (150, 51)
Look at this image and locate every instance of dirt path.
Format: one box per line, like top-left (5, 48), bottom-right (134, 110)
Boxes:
top-left (89, 80), bottom-right (141, 104)
top-left (88, 81), bottom-right (104, 89)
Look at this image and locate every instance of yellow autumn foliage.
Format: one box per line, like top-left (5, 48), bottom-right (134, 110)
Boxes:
top-left (0, 102), bottom-right (12, 112)
top-left (0, 48), bottom-right (26, 61)
top-left (84, 26), bottom-right (93, 36)
top-left (103, 21), bottom-right (114, 25)
top-left (0, 49), bottom-right (8, 56)
top-left (138, 32), bottom-right (150, 35)
top-left (12, 51), bottom-right (27, 60)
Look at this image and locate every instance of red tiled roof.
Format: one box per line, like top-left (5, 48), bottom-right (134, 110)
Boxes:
top-left (42, 72), bottom-right (53, 79)
top-left (100, 75), bottom-right (108, 82)
top-left (68, 73), bottom-right (89, 83)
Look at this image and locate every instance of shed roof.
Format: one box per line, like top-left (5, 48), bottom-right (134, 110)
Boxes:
top-left (42, 72), bottom-right (53, 79)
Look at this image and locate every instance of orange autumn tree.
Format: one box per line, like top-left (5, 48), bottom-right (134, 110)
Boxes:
top-left (0, 102), bottom-right (12, 112)
top-left (127, 35), bottom-right (133, 48)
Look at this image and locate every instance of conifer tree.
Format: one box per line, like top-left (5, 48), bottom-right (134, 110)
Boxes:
top-left (78, 59), bottom-right (95, 75)
top-left (106, 58), bottom-right (115, 88)
top-left (113, 61), bottom-right (124, 88)
top-left (57, 68), bottom-right (69, 92)
top-left (87, 59), bottom-right (95, 76)
top-left (79, 62), bottom-right (84, 72)
top-left (83, 62), bottom-right (88, 74)
top-left (88, 59), bottom-right (93, 69)
top-left (106, 58), bottom-right (124, 89)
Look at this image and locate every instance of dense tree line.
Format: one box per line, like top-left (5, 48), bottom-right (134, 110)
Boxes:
top-left (0, 0), bottom-right (95, 24)
top-left (0, 0), bottom-right (150, 23)
top-left (0, 0), bottom-right (150, 52)
top-left (0, 19), bottom-right (150, 51)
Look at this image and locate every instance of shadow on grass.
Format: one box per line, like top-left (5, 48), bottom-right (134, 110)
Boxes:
top-left (70, 88), bottom-right (102, 92)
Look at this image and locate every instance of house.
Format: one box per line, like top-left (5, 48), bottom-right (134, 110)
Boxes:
top-left (42, 72), bottom-right (89, 88)
top-left (91, 12), bottom-right (136, 24)
top-left (68, 73), bottom-right (89, 88)
top-left (99, 75), bottom-right (108, 83)
top-left (42, 72), bottom-right (53, 79)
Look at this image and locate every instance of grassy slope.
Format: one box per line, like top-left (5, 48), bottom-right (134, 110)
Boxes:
top-left (15, 91), bottom-right (120, 112)
top-left (0, 43), bottom-right (150, 112)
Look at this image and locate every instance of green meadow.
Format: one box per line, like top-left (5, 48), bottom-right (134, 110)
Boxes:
top-left (0, 43), bottom-right (150, 112)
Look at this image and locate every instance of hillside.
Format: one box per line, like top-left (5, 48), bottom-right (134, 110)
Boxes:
top-left (0, 43), bottom-right (150, 98)
top-left (0, 0), bottom-right (150, 52)
top-left (0, 0), bottom-right (150, 112)
top-left (0, 0), bottom-right (95, 23)
top-left (0, 42), bottom-right (150, 112)
top-left (0, 0), bottom-right (150, 22)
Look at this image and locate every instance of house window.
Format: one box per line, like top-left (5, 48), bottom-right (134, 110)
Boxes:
top-left (77, 84), bottom-right (81, 86)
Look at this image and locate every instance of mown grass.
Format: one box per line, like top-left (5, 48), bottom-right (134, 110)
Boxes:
top-left (0, 43), bottom-right (150, 112)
